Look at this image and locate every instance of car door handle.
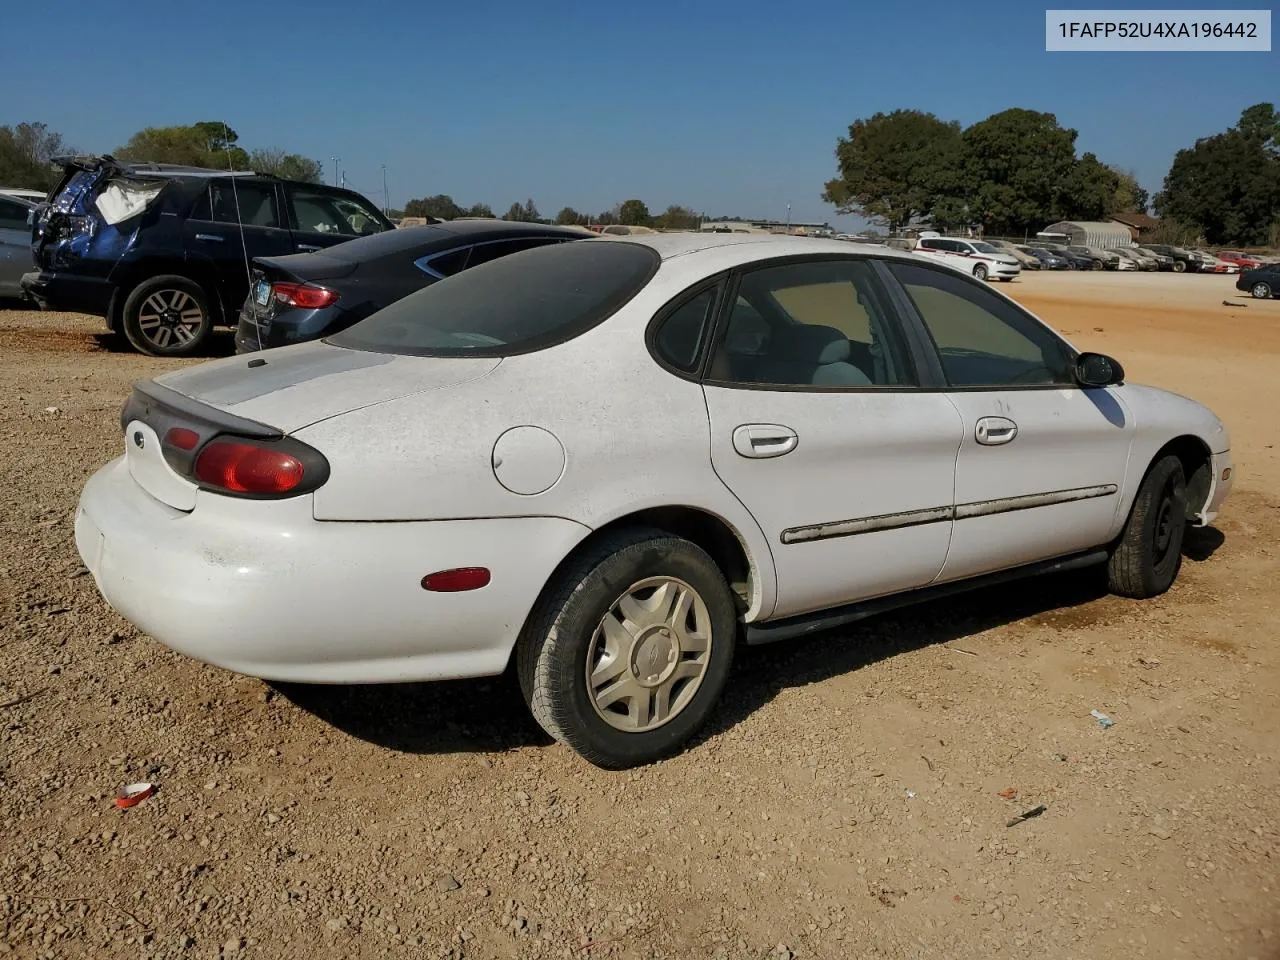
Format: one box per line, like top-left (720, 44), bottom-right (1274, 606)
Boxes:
top-left (193, 233), bottom-right (225, 243)
top-left (732, 424), bottom-right (798, 459)
top-left (296, 244), bottom-right (322, 252)
top-left (975, 416), bottom-right (1018, 445)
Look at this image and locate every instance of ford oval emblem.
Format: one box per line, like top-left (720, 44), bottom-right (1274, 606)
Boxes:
top-left (133, 431), bottom-right (145, 449)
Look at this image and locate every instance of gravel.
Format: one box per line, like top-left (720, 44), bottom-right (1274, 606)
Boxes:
top-left (1, 303), bottom-right (1278, 958)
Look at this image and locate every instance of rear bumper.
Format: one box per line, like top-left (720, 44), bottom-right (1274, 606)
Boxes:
top-left (75, 456), bottom-right (592, 683)
top-left (21, 270), bottom-right (113, 316)
top-left (235, 300), bottom-right (336, 354)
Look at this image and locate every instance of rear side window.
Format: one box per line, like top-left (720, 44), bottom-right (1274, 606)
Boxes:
top-left (330, 240), bottom-right (660, 357)
top-left (652, 286), bottom-right (718, 372)
top-left (0, 198), bottom-right (29, 230)
top-left (190, 181), bottom-right (281, 228)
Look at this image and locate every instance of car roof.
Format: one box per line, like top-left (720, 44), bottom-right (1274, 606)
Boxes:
top-left (315, 219), bottom-right (595, 262)
top-left (593, 231), bottom-right (948, 273)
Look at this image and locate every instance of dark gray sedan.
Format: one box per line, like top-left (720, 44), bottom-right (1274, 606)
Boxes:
top-left (0, 194), bottom-right (36, 299)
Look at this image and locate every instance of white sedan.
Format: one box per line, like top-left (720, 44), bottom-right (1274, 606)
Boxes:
top-left (75, 234), bottom-right (1233, 768)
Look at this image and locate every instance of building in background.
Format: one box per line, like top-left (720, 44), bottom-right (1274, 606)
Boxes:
top-left (699, 219), bottom-right (834, 236)
top-left (1108, 211), bottom-right (1161, 242)
top-left (1037, 220), bottom-right (1137, 248)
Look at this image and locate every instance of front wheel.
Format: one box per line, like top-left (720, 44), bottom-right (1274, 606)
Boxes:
top-left (1252, 282), bottom-right (1273, 299)
top-left (1107, 455), bottom-right (1187, 599)
top-left (122, 275), bottom-right (213, 357)
top-left (1172, 260), bottom-right (1186, 273)
top-left (517, 528), bottom-right (737, 769)
top-left (973, 263), bottom-right (988, 281)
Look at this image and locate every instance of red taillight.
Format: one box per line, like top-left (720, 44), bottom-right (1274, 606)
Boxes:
top-left (194, 440), bottom-right (304, 494)
top-left (272, 282), bottom-right (339, 309)
top-left (164, 426), bottom-right (200, 450)
top-left (420, 567), bottom-right (491, 592)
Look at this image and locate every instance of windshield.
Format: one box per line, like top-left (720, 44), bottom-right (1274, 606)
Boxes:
top-left (971, 242), bottom-right (998, 253)
top-left (329, 239), bottom-right (660, 357)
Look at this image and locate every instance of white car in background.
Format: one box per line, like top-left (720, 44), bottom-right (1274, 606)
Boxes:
top-left (75, 234), bottom-right (1232, 769)
top-left (914, 236), bottom-right (1021, 281)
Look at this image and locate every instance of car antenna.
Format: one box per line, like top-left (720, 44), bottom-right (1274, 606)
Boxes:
top-left (220, 122), bottom-right (262, 353)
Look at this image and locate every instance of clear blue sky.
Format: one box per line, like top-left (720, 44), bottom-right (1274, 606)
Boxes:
top-left (2, 0), bottom-right (1275, 228)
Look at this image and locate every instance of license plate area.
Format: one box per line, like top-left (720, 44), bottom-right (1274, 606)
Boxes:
top-left (253, 279), bottom-right (272, 306)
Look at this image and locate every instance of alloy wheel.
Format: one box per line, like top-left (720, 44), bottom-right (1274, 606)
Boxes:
top-left (136, 289), bottom-right (205, 349)
top-left (585, 576), bottom-right (712, 733)
top-left (1252, 283), bottom-right (1272, 300)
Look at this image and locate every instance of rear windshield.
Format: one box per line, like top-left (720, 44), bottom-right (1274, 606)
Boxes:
top-left (328, 239), bottom-right (660, 357)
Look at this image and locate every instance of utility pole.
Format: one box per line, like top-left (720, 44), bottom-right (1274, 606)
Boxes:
top-left (330, 157), bottom-right (340, 187)
top-left (786, 203), bottom-right (791, 232)
top-left (381, 164), bottom-right (389, 215)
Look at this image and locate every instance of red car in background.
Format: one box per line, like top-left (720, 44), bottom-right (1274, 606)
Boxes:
top-left (1217, 251), bottom-right (1265, 270)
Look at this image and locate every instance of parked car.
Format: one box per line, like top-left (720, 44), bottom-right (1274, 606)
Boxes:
top-left (1032, 244), bottom-right (1093, 270)
top-left (1144, 244), bottom-right (1199, 273)
top-left (1019, 246), bottom-right (1070, 270)
top-left (1237, 264), bottom-right (1280, 299)
top-left (983, 239), bottom-right (1041, 270)
top-left (75, 234), bottom-right (1233, 769)
top-left (0, 194), bottom-right (37, 298)
top-left (236, 220), bottom-right (594, 352)
top-left (914, 236), bottom-right (1021, 281)
top-left (22, 155), bottom-right (396, 356)
top-left (1134, 246), bottom-right (1176, 270)
top-left (1111, 247), bottom-right (1153, 271)
top-left (0, 187), bottom-right (47, 203)
top-left (1067, 245), bottom-right (1121, 270)
top-left (1217, 250), bottom-right (1265, 270)
top-left (1191, 251), bottom-right (1238, 274)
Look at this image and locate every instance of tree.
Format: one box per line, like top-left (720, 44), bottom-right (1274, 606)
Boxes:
top-left (248, 148), bottom-right (322, 183)
top-left (555, 206), bottom-right (589, 225)
top-left (116, 121), bottom-right (249, 169)
top-left (655, 205), bottom-right (699, 230)
top-left (503, 199), bottom-right (541, 222)
top-left (618, 199), bottom-right (651, 226)
top-left (594, 208), bottom-right (619, 226)
top-left (1237, 102), bottom-right (1280, 152)
top-left (822, 109), bottom-right (963, 231)
top-left (1056, 152), bottom-right (1120, 221)
top-left (962, 108), bottom-right (1078, 235)
top-left (404, 194), bottom-right (464, 219)
top-left (1109, 166), bottom-right (1150, 214)
top-left (0, 122), bottom-right (68, 191)
top-left (464, 203), bottom-right (495, 218)
top-left (1155, 129), bottom-right (1280, 245)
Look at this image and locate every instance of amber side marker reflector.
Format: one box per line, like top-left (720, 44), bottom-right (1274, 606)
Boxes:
top-left (421, 567), bottom-right (491, 592)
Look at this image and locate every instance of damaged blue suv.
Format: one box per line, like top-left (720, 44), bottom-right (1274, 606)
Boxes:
top-left (23, 155), bottom-right (394, 356)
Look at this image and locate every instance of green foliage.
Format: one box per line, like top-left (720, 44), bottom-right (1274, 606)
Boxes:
top-left (0, 122), bottom-right (68, 190)
top-left (555, 206), bottom-right (589, 225)
top-left (247, 148), bottom-right (322, 183)
top-left (465, 203), bottom-right (495, 218)
top-left (116, 120), bottom-right (249, 169)
top-left (405, 194), bottom-right (465, 219)
top-left (655, 205), bottom-right (699, 230)
top-left (963, 109), bottom-right (1077, 235)
top-left (822, 109), bottom-right (963, 231)
top-left (594, 208), bottom-right (619, 226)
top-left (618, 199), bottom-right (651, 226)
top-left (1056, 152), bottom-right (1120, 222)
top-left (1154, 104), bottom-right (1280, 246)
top-left (503, 199), bottom-right (542, 222)
top-left (1109, 166), bottom-right (1150, 214)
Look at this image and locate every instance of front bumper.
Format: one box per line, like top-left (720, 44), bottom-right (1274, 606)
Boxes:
top-left (990, 264), bottom-right (1020, 278)
top-left (75, 456), bottom-right (591, 683)
top-left (21, 270), bottom-right (114, 316)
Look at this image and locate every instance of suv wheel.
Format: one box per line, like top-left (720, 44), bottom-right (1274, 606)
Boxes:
top-left (517, 528), bottom-right (737, 769)
top-left (972, 263), bottom-right (988, 281)
top-left (1172, 260), bottom-right (1186, 273)
top-left (1107, 455), bottom-right (1187, 599)
top-left (122, 276), bottom-right (213, 357)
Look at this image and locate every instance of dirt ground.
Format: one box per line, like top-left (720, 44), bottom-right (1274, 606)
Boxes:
top-left (1, 271), bottom-right (1278, 960)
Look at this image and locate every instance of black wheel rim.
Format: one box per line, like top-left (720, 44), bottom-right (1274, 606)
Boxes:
top-left (1152, 476), bottom-right (1177, 564)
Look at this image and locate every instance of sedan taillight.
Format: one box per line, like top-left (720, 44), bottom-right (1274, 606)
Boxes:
top-left (190, 436), bottom-right (330, 499)
top-left (272, 282), bottom-right (340, 309)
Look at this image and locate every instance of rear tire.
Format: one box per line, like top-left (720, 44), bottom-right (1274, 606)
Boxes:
top-left (1107, 455), bottom-right (1187, 599)
top-left (122, 275), bottom-right (212, 357)
top-left (517, 527), bottom-right (737, 769)
top-left (973, 264), bottom-right (988, 281)
top-left (1252, 282), bottom-right (1273, 300)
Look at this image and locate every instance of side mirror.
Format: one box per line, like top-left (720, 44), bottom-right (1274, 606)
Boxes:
top-left (1075, 351), bottom-right (1124, 387)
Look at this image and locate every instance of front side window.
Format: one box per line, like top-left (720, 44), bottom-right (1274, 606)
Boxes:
top-left (290, 187), bottom-right (383, 236)
top-left (887, 260), bottom-right (1074, 387)
top-left (193, 181), bottom-right (281, 228)
top-left (707, 258), bottom-right (915, 388)
top-left (330, 239), bottom-right (659, 357)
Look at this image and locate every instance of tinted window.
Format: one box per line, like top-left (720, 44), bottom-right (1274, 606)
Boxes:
top-left (0, 198), bottom-right (29, 231)
top-left (888, 261), bottom-right (1073, 387)
top-left (466, 237), bottom-right (564, 268)
top-left (291, 187), bottom-right (383, 236)
top-left (708, 259), bottom-right (915, 388)
top-left (330, 240), bottom-right (659, 357)
top-left (653, 287), bottom-right (717, 372)
top-left (190, 181), bottom-right (281, 228)
top-left (421, 246), bottom-right (471, 277)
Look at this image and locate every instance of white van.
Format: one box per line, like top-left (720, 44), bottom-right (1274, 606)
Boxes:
top-left (914, 236), bottom-right (1021, 281)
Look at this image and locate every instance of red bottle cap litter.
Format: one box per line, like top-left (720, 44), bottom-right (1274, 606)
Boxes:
top-left (115, 782), bottom-right (155, 808)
